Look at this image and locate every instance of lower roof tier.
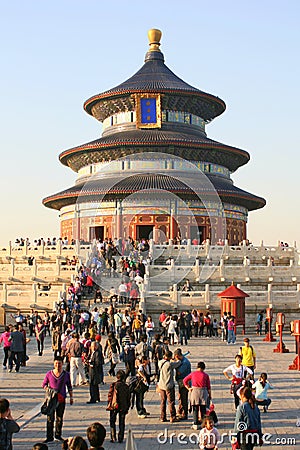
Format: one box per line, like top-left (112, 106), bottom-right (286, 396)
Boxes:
top-left (43, 173), bottom-right (266, 212)
top-left (59, 127), bottom-right (250, 173)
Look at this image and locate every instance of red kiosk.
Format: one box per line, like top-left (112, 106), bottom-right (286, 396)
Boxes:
top-left (273, 313), bottom-right (289, 353)
top-left (218, 283), bottom-right (248, 334)
top-left (288, 320), bottom-right (300, 371)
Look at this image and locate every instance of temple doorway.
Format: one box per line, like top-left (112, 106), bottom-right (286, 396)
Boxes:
top-left (90, 226), bottom-right (104, 241)
top-left (190, 225), bottom-right (205, 243)
top-left (136, 225), bottom-right (153, 240)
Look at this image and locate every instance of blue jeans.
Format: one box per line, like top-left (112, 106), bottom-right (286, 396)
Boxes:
top-left (180, 329), bottom-right (187, 345)
top-left (228, 329), bottom-right (236, 343)
top-left (146, 330), bottom-right (153, 346)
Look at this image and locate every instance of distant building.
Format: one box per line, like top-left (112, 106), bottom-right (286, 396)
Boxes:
top-left (43, 29), bottom-right (265, 245)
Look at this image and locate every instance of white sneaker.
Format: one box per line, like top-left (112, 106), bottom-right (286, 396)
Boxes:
top-left (191, 424), bottom-right (199, 430)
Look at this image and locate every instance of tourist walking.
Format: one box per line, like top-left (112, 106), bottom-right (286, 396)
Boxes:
top-left (157, 350), bottom-right (181, 423)
top-left (35, 319), bottom-right (46, 356)
top-left (144, 315), bottom-right (155, 346)
top-left (51, 325), bottom-right (62, 359)
top-left (227, 315), bottom-right (236, 344)
top-left (123, 335), bottom-right (136, 379)
top-left (191, 309), bottom-right (199, 337)
top-left (104, 332), bottom-right (120, 377)
top-left (107, 370), bottom-right (130, 443)
top-left (233, 386), bottom-right (262, 450)
top-left (183, 361), bottom-right (212, 430)
top-left (42, 356), bottom-right (73, 443)
top-left (66, 333), bottom-right (87, 386)
top-left (0, 326), bottom-right (11, 369)
top-left (8, 324), bottom-right (24, 373)
top-left (87, 341), bottom-right (102, 404)
top-left (223, 354), bottom-right (253, 409)
top-left (177, 312), bottom-right (188, 345)
top-left (136, 356), bottom-right (151, 418)
top-left (239, 338), bottom-right (256, 375)
top-left (174, 348), bottom-right (191, 420)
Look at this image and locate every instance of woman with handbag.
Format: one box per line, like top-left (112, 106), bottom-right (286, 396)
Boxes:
top-left (223, 355), bottom-right (253, 409)
top-left (183, 361), bottom-right (212, 430)
top-left (104, 332), bottom-right (120, 376)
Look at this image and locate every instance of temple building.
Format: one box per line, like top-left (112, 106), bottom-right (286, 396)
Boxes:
top-left (43, 29), bottom-right (265, 245)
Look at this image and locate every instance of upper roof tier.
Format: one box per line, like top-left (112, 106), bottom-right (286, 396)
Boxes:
top-left (84, 29), bottom-right (226, 122)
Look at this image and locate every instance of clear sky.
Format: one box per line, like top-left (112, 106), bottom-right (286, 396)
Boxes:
top-left (1, 0), bottom-right (299, 246)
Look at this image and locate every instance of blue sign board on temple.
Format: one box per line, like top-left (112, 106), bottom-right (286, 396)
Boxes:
top-left (141, 98), bottom-right (157, 124)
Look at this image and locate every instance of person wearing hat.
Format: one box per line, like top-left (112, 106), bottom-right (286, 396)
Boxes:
top-left (239, 338), bottom-right (256, 376)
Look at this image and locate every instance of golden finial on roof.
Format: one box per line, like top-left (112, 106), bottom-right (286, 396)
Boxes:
top-left (148, 29), bottom-right (162, 52)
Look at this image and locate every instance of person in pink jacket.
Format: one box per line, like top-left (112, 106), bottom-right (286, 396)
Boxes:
top-left (0, 326), bottom-right (11, 369)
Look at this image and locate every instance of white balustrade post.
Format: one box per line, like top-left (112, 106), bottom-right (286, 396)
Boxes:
top-left (173, 284), bottom-right (179, 307)
top-left (32, 284), bottom-right (38, 305)
top-left (32, 257), bottom-right (37, 277)
top-left (297, 284), bottom-right (300, 308)
top-left (58, 239), bottom-right (62, 257)
top-left (267, 283), bottom-right (272, 308)
top-left (205, 239), bottom-right (210, 257)
top-left (10, 259), bottom-right (15, 277)
top-left (195, 258), bottom-right (200, 280)
top-left (205, 284), bottom-right (210, 308)
top-left (149, 239), bottom-right (154, 258)
top-left (219, 258), bottom-right (225, 278)
top-left (56, 258), bottom-right (61, 277)
top-left (187, 239), bottom-right (191, 258)
top-left (3, 283), bottom-right (7, 304)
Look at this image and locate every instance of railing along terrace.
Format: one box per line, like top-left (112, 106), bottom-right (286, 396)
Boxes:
top-left (150, 240), bottom-right (297, 263)
top-left (0, 242), bottom-right (92, 259)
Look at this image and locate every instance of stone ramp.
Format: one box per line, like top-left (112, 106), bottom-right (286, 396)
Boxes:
top-left (0, 333), bottom-right (299, 449)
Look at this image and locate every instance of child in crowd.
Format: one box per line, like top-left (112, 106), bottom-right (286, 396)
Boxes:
top-left (199, 416), bottom-right (220, 450)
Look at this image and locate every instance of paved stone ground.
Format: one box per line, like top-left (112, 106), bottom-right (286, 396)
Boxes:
top-left (0, 331), bottom-right (299, 449)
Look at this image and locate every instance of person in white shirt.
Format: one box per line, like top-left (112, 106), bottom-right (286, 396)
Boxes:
top-left (91, 307), bottom-right (99, 324)
top-left (118, 282), bottom-right (128, 304)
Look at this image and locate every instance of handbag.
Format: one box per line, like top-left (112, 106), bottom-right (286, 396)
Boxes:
top-left (40, 401), bottom-right (49, 415)
top-left (134, 378), bottom-right (149, 394)
top-left (106, 384), bottom-right (118, 411)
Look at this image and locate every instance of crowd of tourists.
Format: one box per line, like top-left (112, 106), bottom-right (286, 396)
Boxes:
top-left (0, 291), bottom-right (276, 450)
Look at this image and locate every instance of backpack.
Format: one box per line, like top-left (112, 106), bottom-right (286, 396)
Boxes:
top-left (204, 317), bottom-right (211, 326)
top-left (0, 418), bottom-right (9, 450)
top-left (127, 375), bottom-right (139, 394)
top-left (154, 343), bottom-right (164, 361)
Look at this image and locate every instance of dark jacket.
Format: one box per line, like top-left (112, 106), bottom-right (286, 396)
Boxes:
top-left (89, 349), bottom-right (103, 384)
top-left (108, 380), bottom-right (130, 413)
